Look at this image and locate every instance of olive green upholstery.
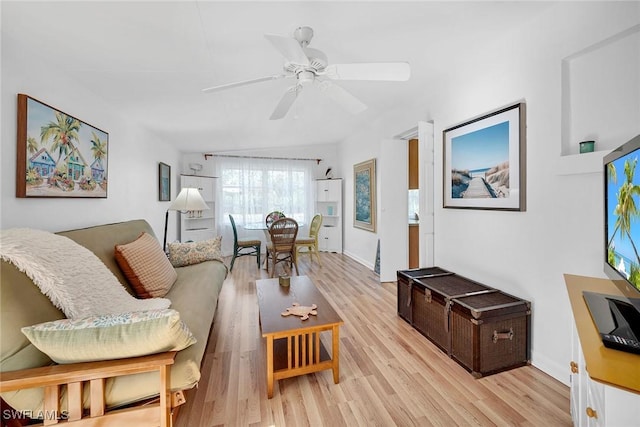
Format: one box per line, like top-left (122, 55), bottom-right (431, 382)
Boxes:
top-left (0, 219), bottom-right (227, 415)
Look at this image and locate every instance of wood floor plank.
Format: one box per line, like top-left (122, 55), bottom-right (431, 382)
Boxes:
top-left (175, 253), bottom-right (572, 426)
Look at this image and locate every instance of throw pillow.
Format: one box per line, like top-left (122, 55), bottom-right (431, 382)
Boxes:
top-left (167, 236), bottom-right (223, 268)
top-left (115, 232), bottom-right (177, 298)
top-left (21, 309), bottom-right (196, 364)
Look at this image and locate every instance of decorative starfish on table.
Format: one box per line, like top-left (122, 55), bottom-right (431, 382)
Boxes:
top-left (281, 302), bottom-right (318, 321)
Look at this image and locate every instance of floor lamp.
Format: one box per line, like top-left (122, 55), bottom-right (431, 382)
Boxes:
top-left (163, 187), bottom-right (209, 251)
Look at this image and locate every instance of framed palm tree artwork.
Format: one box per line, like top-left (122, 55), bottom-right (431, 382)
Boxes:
top-left (16, 94), bottom-right (109, 198)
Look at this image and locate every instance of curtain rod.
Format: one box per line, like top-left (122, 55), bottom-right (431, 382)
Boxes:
top-left (205, 153), bottom-right (322, 164)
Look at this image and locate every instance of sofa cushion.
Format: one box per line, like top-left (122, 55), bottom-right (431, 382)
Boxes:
top-left (21, 309), bottom-right (195, 364)
top-left (167, 236), bottom-right (223, 267)
top-left (115, 232), bottom-right (177, 298)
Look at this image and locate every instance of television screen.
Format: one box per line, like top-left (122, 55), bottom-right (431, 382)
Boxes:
top-left (604, 134), bottom-right (640, 294)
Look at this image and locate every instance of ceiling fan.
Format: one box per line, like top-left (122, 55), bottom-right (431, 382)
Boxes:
top-left (202, 26), bottom-right (410, 120)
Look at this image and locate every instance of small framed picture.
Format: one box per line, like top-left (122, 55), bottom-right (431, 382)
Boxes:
top-left (159, 162), bottom-right (171, 201)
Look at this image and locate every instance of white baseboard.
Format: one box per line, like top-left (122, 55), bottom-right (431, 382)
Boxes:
top-left (342, 250), bottom-right (375, 271)
top-left (531, 350), bottom-right (570, 387)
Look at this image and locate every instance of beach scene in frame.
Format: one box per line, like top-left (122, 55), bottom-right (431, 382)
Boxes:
top-left (17, 94), bottom-right (108, 198)
top-left (443, 103), bottom-right (525, 210)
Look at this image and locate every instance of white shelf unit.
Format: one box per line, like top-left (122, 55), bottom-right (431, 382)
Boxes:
top-left (315, 179), bottom-right (343, 253)
top-left (179, 174), bottom-right (216, 243)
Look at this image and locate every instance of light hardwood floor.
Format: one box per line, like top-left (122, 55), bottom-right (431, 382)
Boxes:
top-left (175, 253), bottom-right (572, 427)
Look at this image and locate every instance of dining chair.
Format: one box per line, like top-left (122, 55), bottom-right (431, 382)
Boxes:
top-left (265, 211), bottom-right (286, 228)
top-left (265, 217), bottom-right (299, 278)
top-left (229, 214), bottom-right (261, 272)
top-left (294, 214), bottom-right (323, 267)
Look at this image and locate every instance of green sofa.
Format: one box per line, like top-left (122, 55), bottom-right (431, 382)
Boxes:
top-left (0, 219), bottom-right (227, 424)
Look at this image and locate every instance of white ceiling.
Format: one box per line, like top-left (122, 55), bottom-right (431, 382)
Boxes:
top-left (2, 1), bottom-right (555, 153)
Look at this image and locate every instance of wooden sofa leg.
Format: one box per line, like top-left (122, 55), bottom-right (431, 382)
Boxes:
top-left (170, 390), bottom-right (187, 424)
top-left (171, 391), bottom-right (186, 409)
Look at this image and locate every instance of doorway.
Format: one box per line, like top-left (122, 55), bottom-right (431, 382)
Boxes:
top-left (408, 138), bottom-right (419, 268)
top-left (395, 121), bottom-right (434, 269)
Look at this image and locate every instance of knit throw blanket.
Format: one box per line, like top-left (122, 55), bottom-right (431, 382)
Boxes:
top-left (0, 228), bottom-right (170, 319)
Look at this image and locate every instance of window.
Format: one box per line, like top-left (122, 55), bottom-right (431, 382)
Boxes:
top-left (215, 156), bottom-right (316, 254)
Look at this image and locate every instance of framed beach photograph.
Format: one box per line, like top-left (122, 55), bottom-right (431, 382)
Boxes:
top-left (443, 102), bottom-right (526, 211)
top-left (16, 94), bottom-right (108, 198)
top-left (159, 162), bottom-right (171, 201)
top-left (354, 158), bottom-right (377, 232)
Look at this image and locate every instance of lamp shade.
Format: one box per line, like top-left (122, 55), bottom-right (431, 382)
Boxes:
top-left (169, 188), bottom-right (209, 211)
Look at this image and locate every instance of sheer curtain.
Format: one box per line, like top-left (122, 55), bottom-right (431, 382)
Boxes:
top-left (215, 156), bottom-right (316, 256)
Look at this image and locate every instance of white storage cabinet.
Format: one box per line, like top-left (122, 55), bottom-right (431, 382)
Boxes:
top-left (315, 179), bottom-right (343, 253)
top-left (569, 316), bottom-right (639, 426)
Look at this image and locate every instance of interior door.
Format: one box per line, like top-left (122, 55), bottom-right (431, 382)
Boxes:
top-left (379, 138), bottom-right (408, 282)
top-left (419, 120), bottom-right (435, 267)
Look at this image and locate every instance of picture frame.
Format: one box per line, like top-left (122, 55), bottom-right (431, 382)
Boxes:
top-left (354, 158), bottom-right (377, 232)
top-left (443, 102), bottom-right (526, 211)
top-left (159, 162), bottom-right (171, 201)
top-left (16, 94), bottom-right (109, 198)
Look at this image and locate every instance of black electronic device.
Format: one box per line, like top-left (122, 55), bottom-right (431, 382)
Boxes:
top-left (583, 291), bottom-right (640, 354)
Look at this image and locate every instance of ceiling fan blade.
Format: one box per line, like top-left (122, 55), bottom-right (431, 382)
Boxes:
top-left (264, 34), bottom-right (310, 66)
top-left (202, 74), bottom-right (288, 93)
top-left (323, 62), bottom-right (411, 81)
top-left (270, 86), bottom-right (299, 120)
top-left (317, 80), bottom-right (367, 115)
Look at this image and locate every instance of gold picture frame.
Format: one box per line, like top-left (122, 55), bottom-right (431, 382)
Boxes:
top-left (353, 158), bottom-right (377, 232)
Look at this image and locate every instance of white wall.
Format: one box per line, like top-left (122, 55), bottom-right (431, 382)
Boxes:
top-left (1, 32), bottom-right (182, 241)
top-left (339, 2), bottom-right (640, 385)
top-left (341, 128), bottom-right (383, 269)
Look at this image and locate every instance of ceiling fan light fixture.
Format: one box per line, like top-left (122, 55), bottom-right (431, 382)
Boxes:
top-left (297, 70), bottom-right (315, 86)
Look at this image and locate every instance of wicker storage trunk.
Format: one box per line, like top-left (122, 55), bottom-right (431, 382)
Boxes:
top-left (450, 291), bottom-right (531, 377)
top-left (396, 267), bottom-right (451, 324)
top-left (411, 274), bottom-right (493, 353)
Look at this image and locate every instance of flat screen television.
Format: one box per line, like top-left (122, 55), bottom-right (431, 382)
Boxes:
top-left (604, 134), bottom-right (640, 293)
top-left (590, 133), bottom-right (640, 354)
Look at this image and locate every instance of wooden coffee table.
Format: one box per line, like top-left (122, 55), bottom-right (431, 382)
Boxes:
top-left (256, 275), bottom-right (344, 398)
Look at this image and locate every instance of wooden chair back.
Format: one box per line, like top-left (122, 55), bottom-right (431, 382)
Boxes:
top-left (229, 214), bottom-right (240, 246)
top-left (309, 214), bottom-right (323, 240)
top-left (269, 218), bottom-right (298, 252)
top-left (265, 211), bottom-right (286, 228)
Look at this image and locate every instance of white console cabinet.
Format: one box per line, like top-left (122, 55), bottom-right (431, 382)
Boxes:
top-left (315, 179), bottom-right (342, 253)
top-left (179, 175), bottom-right (216, 242)
top-left (565, 274), bottom-right (640, 427)
top-left (569, 319), bottom-right (640, 427)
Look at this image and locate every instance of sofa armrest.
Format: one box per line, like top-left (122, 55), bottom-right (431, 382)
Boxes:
top-left (0, 351), bottom-right (177, 427)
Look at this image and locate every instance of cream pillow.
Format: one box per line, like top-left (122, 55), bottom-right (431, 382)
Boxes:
top-left (167, 236), bottom-right (223, 267)
top-left (21, 309), bottom-right (196, 364)
top-left (115, 232), bottom-right (177, 298)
